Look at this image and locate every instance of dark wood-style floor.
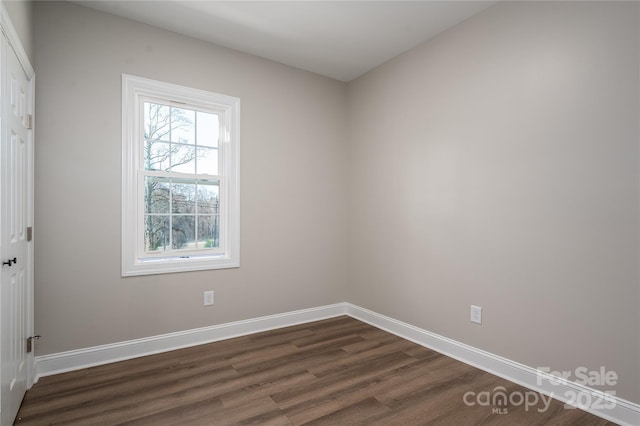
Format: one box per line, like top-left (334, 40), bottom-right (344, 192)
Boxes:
top-left (16, 316), bottom-right (614, 425)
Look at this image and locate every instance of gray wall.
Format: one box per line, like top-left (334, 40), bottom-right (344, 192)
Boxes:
top-left (34, 2), bottom-right (348, 354)
top-left (347, 1), bottom-right (639, 403)
top-left (4, 0), bottom-right (34, 65)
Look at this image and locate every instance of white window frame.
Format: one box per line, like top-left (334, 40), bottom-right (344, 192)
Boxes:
top-left (122, 74), bottom-right (240, 276)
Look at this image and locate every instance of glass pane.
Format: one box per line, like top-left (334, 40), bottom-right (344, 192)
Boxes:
top-left (172, 215), bottom-right (195, 250)
top-left (171, 180), bottom-right (196, 214)
top-left (171, 107), bottom-right (195, 145)
top-left (145, 102), bottom-right (171, 142)
top-left (170, 144), bottom-right (196, 174)
top-left (197, 181), bottom-right (220, 214)
top-left (144, 177), bottom-right (170, 214)
top-left (197, 147), bottom-right (218, 175)
top-left (197, 215), bottom-right (219, 248)
top-left (196, 111), bottom-right (219, 147)
top-left (145, 215), bottom-right (170, 252)
top-left (144, 140), bottom-right (171, 171)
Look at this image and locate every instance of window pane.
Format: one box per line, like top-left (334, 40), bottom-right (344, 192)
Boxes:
top-left (170, 144), bottom-right (196, 174)
top-left (145, 215), bottom-right (170, 252)
top-left (171, 180), bottom-right (196, 214)
top-left (197, 147), bottom-right (218, 175)
top-left (196, 111), bottom-right (219, 147)
top-left (144, 102), bottom-right (171, 141)
top-left (171, 107), bottom-right (195, 145)
top-left (144, 140), bottom-right (171, 171)
top-left (144, 177), bottom-right (170, 214)
top-left (198, 215), bottom-right (219, 248)
top-left (197, 181), bottom-right (220, 214)
top-left (172, 215), bottom-right (195, 249)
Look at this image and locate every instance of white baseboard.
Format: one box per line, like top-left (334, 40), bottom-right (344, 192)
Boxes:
top-left (35, 303), bottom-right (348, 381)
top-left (345, 303), bottom-right (640, 426)
top-left (35, 302), bottom-right (639, 426)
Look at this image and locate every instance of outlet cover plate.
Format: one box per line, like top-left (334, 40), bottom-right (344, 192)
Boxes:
top-left (470, 305), bottom-right (482, 324)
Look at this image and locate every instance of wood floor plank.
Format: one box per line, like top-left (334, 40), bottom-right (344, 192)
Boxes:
top-left (23, 334), bottom-right (260, 400)
top-left (219, 371), bottom-right (317, 409)
top-left (299, 397), bottom-right (391, 426)
top-left (16, 316), bottom-right (616, 426)
top-left (17, 365), bottom-right (238, 424)
top-left (118, 397), bottom-right (226, 426)
top-left (374, 354), bottom-right (477, 406)
top-left (340, 331), bottom-right (398, 353)
top-left (229, 343), bottom-right (300, 369)
top-left (286, 356), bottom-right (476, 425)
top-left (368, 372), bottom-right (503, 425)
top-left (233, 347), bottom-right (347, 377)
top-left (272, 351), bottom-right (416, 410)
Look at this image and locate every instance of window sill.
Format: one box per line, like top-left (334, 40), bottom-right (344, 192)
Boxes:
top-left (122, 255), bottom-right (239, 277)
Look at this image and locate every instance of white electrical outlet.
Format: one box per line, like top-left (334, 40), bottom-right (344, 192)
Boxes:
top-left (470, 305), bottom-right (482, 324)
top-left (204, 291), bottom-right (214, 306)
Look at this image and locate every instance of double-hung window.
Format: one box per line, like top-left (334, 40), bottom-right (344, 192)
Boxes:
top-left (122, 75), bottom-right (240, 276)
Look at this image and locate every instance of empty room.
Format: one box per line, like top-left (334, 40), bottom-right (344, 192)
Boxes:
top-left (0, 0), bottom-right (638, 425)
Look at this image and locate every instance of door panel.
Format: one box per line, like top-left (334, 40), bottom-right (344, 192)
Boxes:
top-left (1, 32), bottom-right (32, 426)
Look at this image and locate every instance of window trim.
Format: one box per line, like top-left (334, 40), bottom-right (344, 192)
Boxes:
top-left (122, 74), bottom-right (240, 276)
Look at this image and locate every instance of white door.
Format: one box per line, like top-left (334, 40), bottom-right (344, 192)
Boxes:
top-left (0, 31), bottom-right (33, 426)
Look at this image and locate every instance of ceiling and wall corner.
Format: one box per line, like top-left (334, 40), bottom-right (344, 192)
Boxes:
top-left (70, 0), bottom-right (496, 82)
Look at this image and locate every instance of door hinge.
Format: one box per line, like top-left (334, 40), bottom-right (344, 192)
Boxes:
top-left (27, 226), bottom-right (33, 241)
top-left (26, 335), bottom-right (41, 353)
top-left (25, 114), bottom-right (33, 130)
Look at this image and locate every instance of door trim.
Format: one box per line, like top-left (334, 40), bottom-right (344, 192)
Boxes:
top-left (0, 3), bottom-right (34, 79)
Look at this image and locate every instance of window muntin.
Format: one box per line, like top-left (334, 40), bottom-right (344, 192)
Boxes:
top-left (122, 75), bottom-right (239, 276)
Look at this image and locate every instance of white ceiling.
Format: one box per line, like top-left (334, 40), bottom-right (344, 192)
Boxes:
top-left (72, 1), bottom-right (496, 82)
